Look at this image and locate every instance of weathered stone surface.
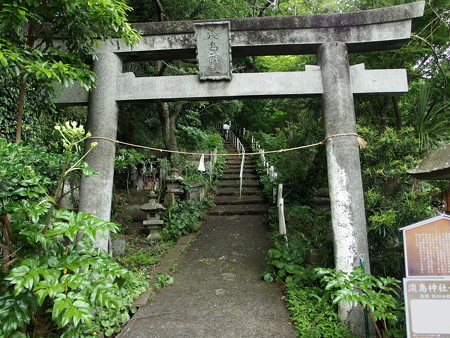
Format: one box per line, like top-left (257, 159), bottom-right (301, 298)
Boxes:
top-left (78, 52), bottom-right (122, 252)
top-left (111, 239), bottom-right (126, 255)
top-left (131, 2), bottom-right (424, 35)
top-left (407, 143), bottom-right (450, 180)
top-left (49, 2), bottom-right (423, 64)
top-left (119, 215), bottom-right (296, 337)
top-left (56, 66), bottom-right (407, 105)
top-left (103, 2), bottom-right (424, 60)
top-left (217, 187), bottom-right (263, 196)
top-left (318, 41), bottom-right (370, 336)
top-left (194, 22), bottom-right (232, 81)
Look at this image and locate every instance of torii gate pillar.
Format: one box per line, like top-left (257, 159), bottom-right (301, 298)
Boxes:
top-left (318, 42), bottom-right (370, 332)
top-left (79, 52), bottom-right (122, 252)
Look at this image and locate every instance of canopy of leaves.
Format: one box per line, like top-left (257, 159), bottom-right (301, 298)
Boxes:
top-left (0, 0), bottom-right (140, 142)
top-left (0, 0), bottom-right (139, 89)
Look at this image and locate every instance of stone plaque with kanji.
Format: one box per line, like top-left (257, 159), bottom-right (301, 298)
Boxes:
top-left (194, 22), bottom-right (232, 81)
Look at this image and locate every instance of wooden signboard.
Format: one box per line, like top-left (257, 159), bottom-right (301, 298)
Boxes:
top-left (400, 215), bottom-right (450, 277)
top-left (401, 215), bottom-right (450, 337)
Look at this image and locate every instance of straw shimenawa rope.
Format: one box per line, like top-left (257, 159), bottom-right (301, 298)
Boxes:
top-left (89, 133), bottom-right (366, 157)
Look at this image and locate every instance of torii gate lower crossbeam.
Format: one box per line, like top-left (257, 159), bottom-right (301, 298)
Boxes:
top-left (55, 3), bottom-right (424, 335)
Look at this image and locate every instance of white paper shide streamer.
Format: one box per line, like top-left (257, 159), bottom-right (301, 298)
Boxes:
top-left (198, 153), bottom-right (206, 172)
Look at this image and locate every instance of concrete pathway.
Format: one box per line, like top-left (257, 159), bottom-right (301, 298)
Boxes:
top-left (118, 143), bottom-right (296, 337)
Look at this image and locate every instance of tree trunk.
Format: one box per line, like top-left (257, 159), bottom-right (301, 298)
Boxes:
top-left (154, 59), bottom-right (184, 155)
top-left (157, 102), bottom-right (175, 150)
top-left (156, 101), bottom-right (183, 152)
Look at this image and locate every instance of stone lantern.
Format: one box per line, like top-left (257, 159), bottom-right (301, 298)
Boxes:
top-left (139, 190), bottom-right (166, 241)
top-left (164, 167), bottom-right (184, 208)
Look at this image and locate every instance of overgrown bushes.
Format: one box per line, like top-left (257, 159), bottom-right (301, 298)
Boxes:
top-left (252, 123), bottom-right (449, 336)
top-left (262, 234), bottom-right (350, 337)
top-left (359, 125), bottom-right (446, 277)
top-left (0, 124), bottom-right (148, 337)
top-left (160, 199), bottom-right (214, 240)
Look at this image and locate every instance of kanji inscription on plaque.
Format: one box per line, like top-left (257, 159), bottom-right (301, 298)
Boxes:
top-left (194, 22), bottom-right (232, 81)
top-left (401, 215), bottom-right (450, 277)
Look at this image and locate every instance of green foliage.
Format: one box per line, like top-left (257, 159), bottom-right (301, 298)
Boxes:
top-left (127, 0), bottom-right (254, 22)
top-left (176, 125), bottom-right (220, 151)
top-left (0, 123), bottom-right (148, 336)
top-left (116, 241), bottom-right (174, 274)
top-left (0, 76), bottom-right (62, 143)
top-left (0, 0), bottom-right (140, 141)
top-left (155, 273), bottom-right (174, 289)
top-left (254, 55), bottom-right (314, 72)
top-left (408, 81), bottom-right (449, 151)
top-left (263, 233), bottom-right (312, 286)
top-left (176, 109), bottom-right (226, 151)
top-left (316, 267), bottom-right (403, 337)
top-left (0, 289), bottom-right (38, 336)
top-left (161, 199), bottom-right (213, 240)
top-left (285, 286), bottom-right (351, 338)
top-left (251, 130), bottom-right (321, 203)
top-left (0, 0), bottom-right (139, 86)
top-left (263, 233), bottom-right (350, 337)
top-left (115, 148), bottom-right (146, 174)
top-left (116, 248), bottom-right (160, 271)
top-left (359, 125), bottom-right (445, 277)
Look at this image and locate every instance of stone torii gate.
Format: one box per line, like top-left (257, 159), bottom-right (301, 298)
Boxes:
top-left (56, 2), bottom-right (424, 332)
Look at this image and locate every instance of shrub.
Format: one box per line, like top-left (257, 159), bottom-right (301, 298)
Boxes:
top-left (0, 123), bottom-right (148, 336)
top-left (285, 286), bottom-right (351, 338)
top-left (160, 199), bottom-right (214, 240)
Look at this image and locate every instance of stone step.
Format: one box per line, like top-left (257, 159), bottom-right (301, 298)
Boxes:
top-left (217, 187), bottom-right (263, 196)
top-left (219, 180), bottom-right (261, 188)
top-left (220, 173), bottom-right (259, 180)
top-left (225, 158), bottom-right (254, 162)
top-left (225, 168), bottom-right (256, 173)
top-left (226, 166), bottom-right (256, 172)
top-left (223, 170), bottom-right (256, 176)
top-left (226, 161), bottom-right (256, 168)
top-left (225, 162), bottom-right (255, 168)
top-left (213, 195), bottom-right (266, 205)
top-left (208, 203), bottom-right (270, 216)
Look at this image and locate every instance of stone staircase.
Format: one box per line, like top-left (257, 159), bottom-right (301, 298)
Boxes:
top-left (118, 140), bottom-right (297, 337)
top-left (209, 142), bottom-right (270, 216)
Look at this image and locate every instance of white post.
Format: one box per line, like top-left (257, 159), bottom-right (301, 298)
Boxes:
top-left (273, 172), bottom-right (278, 204)
top-left (278, 198), bottom-right (286, 235)
top-left (277, 184), bottom-right (283, 207)
top-left (239, 150), bottom-right (245, 197)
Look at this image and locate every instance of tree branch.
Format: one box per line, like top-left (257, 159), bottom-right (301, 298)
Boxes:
top-left (411, 34), bottom-right (448, 91)
top-left (0, 243), bottom-right (14, 252)
top-left (258, 0), bottom-right (276, 17)
top-left (155, 60), bottom-right (168, 76)
top-left (1, 214), bottom-right (14, 246)
top-left (5, 256), bottom-right (22, 268)
top-left (152, 0), bottom-right (166, 21)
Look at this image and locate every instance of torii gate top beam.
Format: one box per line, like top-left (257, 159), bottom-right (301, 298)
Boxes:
top-left (95, 2), bottom-right (425, 61)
